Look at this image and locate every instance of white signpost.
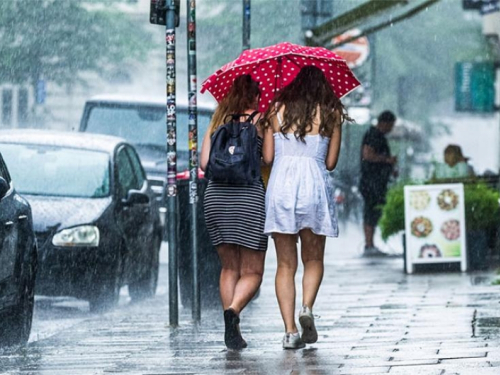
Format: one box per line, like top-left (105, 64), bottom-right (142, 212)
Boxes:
top-left (404, 184), bottom-right (467, 274)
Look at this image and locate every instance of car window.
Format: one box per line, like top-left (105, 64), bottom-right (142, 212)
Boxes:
top-left (125, 147), bottom-right (146, 187)
top-left (0, 154), bottom-right (11, 183)
top-left (0, 144), bottom-right (110, 198)
top-left (116, 147), bottom-right (139, 198)
top-left (84, 105), bottom-right (211, 151)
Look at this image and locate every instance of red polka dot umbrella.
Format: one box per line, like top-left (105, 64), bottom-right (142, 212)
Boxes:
top-left (201, 42), bottom-right (361, 112)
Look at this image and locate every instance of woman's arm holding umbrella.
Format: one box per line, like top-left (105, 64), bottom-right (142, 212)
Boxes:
top-left (262, 116), bottom-right (275, 165)
top-left (325, 110), bottom-right (342, 172)
top-left (200, 129), bottom-right (212, 172)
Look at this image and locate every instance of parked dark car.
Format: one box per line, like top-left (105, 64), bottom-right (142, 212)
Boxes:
top-left (0, 130), bottom-right (162, 312)
top-left (79, 95), bottom-right (215, 221)
top-left (0, 151), bottom-right (37, 346)
top-left (79, 95), bottom-right (221, 307)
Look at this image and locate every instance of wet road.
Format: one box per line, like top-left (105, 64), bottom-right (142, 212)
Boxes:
top-left (25, 242), bottom-right (172, 346)
top-left (1, 226), bottom-right (500, 374)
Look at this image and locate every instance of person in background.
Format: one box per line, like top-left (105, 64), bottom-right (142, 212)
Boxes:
top-left (433, 144), bottom-right (475, 179)
top-left (359, 111), bottom-right (397, 257)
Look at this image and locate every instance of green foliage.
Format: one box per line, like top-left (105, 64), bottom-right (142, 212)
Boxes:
top-left (464, 183), bottom-right (500, 231)
top-left (0, 0), bottom-right (152, 87)
top-left (379, 181), bottom-right (500, 241)
top-left (379, 182), bottom-right (407, 241)
top-left (493, 268), bottom-right (500, 285)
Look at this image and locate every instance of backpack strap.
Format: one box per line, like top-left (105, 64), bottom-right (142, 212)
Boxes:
top-left (247, 111), bottom-right (260, 124)
top-left (223, 111), bottom-right (260, 124)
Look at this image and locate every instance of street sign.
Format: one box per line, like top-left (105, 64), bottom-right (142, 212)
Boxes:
top-left (481, 0), bottom-right (499, 14)
top-left (331, 29), bottom-right (370, 69)
top-left (404, 184), bottom-right (467, 274)
top-left (455, 62), bottom-right (496, 113)
top-left (463, 0), bottom-right (485, 10)
top-left (462, 0), bottom-right (499, 14)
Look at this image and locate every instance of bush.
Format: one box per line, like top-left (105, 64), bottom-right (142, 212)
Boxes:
top-left (464, 183), bottom-right (500, 231)
top-left (379, 181), bottom-right (500, 241)
top-left (379, 183), bottom-right (406, 241)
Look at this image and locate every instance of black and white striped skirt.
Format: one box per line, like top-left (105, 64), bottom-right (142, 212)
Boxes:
top-left (204, 180), bottom-right (268, 251)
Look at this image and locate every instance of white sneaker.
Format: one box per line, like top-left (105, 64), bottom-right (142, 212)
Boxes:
top-left (363, 246), bottom-right (387, 257)
top-left (299, 306), bottom-right (318, 344)
top-left (282, 332), bottom-right (305, 349)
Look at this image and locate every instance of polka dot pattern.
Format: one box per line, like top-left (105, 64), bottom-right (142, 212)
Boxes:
top-left (201, 42), bottom-right (362, 111)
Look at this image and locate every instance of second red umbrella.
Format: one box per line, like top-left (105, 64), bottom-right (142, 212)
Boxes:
top-left (201, 42), bottom-right (361, 112)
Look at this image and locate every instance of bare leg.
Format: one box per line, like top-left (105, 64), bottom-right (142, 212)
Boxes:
top-left (229, 247), bottom-right (266, 314)
top-left (364, 224), bottom-right (375, 248)
top-left (299, 229), bottom-right (325, 309)
top-left (217, 244), bottom-right (240, 310)
top-left (274, 233), bottom-right (299, 333)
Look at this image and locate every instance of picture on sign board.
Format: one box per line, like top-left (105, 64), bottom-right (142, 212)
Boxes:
top-left (404, 184), bottom-right (467, 273)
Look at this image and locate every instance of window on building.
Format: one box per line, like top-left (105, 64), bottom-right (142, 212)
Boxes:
top-left (18, 88), bottom-right (29, 126)
top-left (1, 89), bottom-right (13, 126)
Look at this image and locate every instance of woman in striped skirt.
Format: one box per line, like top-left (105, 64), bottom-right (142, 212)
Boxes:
top-left (200, 75), bottom-right (268, 350)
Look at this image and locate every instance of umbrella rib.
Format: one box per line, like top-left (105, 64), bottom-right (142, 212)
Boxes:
top-left (285, 55), bottom-right (302, 69)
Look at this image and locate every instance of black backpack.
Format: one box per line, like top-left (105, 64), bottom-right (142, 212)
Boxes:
top-left (206, 111), bottom-right (261, 185)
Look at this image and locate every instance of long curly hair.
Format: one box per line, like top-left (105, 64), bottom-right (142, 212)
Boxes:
top-left (208, 74), bottom-right (260, 134)
top-left (264, 66), bottom-right (351, 141)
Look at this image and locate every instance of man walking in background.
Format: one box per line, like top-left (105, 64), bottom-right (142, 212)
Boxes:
top-left (359, 111), bottom-right (397, 257)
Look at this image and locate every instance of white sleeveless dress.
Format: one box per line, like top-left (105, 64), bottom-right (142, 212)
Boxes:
top-left (264, 122), bottom-right (338, 237)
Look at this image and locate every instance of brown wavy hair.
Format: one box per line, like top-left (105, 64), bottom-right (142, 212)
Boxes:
top-left (264, 66), bottom-right (351, 141)
top-left (208, 74), bottom-right (260, 134)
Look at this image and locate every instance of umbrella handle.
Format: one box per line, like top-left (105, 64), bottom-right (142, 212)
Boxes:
top-left (274, 57), bottom-right (283, 95)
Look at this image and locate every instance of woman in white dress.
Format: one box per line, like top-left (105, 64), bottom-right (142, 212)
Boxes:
top-left (263, 66), bottom-right (350, 349)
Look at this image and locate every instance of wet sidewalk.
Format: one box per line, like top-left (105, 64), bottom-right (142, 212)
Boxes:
top-left (1, 224), bottom-right (500, 374)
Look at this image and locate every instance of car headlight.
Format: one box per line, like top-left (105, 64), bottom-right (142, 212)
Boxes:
top-left (52, 225), bottom-right (100, 247)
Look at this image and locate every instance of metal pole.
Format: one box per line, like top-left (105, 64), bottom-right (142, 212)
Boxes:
top-left (243, 0), bottom-right (251, 50)
top-left (370, 33), bottom-right (377, 105)
top-left (187, 0), bottom-right (200, 323)
top-left (166, 0), bottom-right (179, 328)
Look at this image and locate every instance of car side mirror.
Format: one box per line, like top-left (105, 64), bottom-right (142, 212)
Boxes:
top-left (0, 177), bottom-right (9, 199)
top-left (123, 190), bottom-right (149, 206)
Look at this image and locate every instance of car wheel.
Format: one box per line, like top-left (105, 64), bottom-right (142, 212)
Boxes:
top-left (0, 247), bottom-right (37, 347)
top-left (128, 236), bottom-right (160, 302)
top-left (88, 254), bottom-right (123, 313)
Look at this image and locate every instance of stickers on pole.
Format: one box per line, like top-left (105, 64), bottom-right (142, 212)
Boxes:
top-left (187, 0), bottom-right (198, 204)
top-left (166, 28), bottom-right (177, 197)
top-left (404, 184), bottom-right (467, 273)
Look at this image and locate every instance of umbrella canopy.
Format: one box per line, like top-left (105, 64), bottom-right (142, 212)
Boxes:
top-left (201, 42), bottom-right (361, 111)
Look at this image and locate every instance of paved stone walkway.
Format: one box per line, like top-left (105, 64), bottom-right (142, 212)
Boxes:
top-left (1, 225), bottom-right (500, 374)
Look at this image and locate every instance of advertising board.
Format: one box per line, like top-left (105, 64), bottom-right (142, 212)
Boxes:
top-left (404, 184), bottom-right (467, 273)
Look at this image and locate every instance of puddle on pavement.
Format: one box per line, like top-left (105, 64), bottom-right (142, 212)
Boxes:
top-left (470, 275), bottom-right (495, 285)
top-left (477, 317), bottom-right (500, 327)
top-left (476, 317), bottom-right (500, 338)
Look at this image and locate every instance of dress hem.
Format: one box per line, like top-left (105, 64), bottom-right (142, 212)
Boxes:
top-left (210, 240), bottom-right (268, 252)
top-left (264, 227), bottom-right (339, 238)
